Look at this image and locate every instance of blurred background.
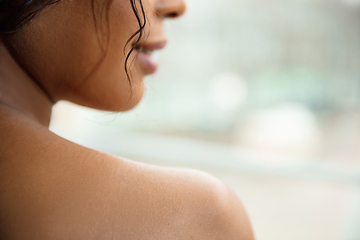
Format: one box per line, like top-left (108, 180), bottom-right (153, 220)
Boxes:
top-left (50, 0), bottom-right (360, 239)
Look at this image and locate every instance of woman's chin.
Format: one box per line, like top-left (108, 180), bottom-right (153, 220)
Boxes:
top-left (99, 91), bottom-right (144, 112)
top-left (63, 84), bottom-right (144, 112)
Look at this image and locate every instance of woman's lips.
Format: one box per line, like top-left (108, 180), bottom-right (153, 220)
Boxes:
top-left (134, 41), bottom-right (167, 75)
top-left (137, 50), bottom-right (158, 74)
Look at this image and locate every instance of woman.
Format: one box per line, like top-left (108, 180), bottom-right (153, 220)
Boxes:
top-left (0, 0), bottom-right (254, 239)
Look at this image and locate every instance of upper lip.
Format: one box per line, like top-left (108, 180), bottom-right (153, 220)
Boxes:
top-left (134, 40), bottom-right (167, 52)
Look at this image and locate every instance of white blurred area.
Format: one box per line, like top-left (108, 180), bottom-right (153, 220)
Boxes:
top-left (234, 104), bottom-right (321, 160)
top-left (210, 72), bottom-right (248, 111)
top-left (50, 0), bottom-right (360, 239)
top-left (344, 0), bottom-right (360, 7)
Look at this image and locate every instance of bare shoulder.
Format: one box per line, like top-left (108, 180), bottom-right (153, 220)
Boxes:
top-left (0, 107), bottom-right (254, 240)
top-left (158, 167), bottom-right (255, 240)
top-left (110, 161), bottom-right (255, 240)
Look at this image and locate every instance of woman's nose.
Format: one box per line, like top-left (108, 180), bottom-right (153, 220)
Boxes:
top-left (155, 0), bottom-right (187, 18)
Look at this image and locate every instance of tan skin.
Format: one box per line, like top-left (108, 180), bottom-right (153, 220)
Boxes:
top-left (0, 0), bottom-right (255, 239)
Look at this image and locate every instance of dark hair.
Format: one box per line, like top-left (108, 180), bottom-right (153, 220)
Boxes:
top-left (0, 0), bottom-right (146, 95)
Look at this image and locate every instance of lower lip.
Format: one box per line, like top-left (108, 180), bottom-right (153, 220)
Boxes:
top-left (135, 50), bottom-right (158, 74)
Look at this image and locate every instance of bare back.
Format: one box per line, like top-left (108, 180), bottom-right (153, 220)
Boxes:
top-left (0, 106), bottom-right (255, 240)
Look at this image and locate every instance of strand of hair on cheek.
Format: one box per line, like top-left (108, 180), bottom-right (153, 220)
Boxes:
top-left (123, 0), bottom-right (147, 106)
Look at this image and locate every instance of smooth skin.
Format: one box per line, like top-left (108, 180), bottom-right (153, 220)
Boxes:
top-left (0, 0), bottom-right (255, 239)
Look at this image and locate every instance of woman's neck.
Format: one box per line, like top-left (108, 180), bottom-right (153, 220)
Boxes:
top-left (0, 43), bottom-right (52, 127)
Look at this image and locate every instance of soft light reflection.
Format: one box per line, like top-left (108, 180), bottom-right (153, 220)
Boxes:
top-left (209, 72), bottom-right (248, 111)
top-left (235, 104), bottom-right (320, 157)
